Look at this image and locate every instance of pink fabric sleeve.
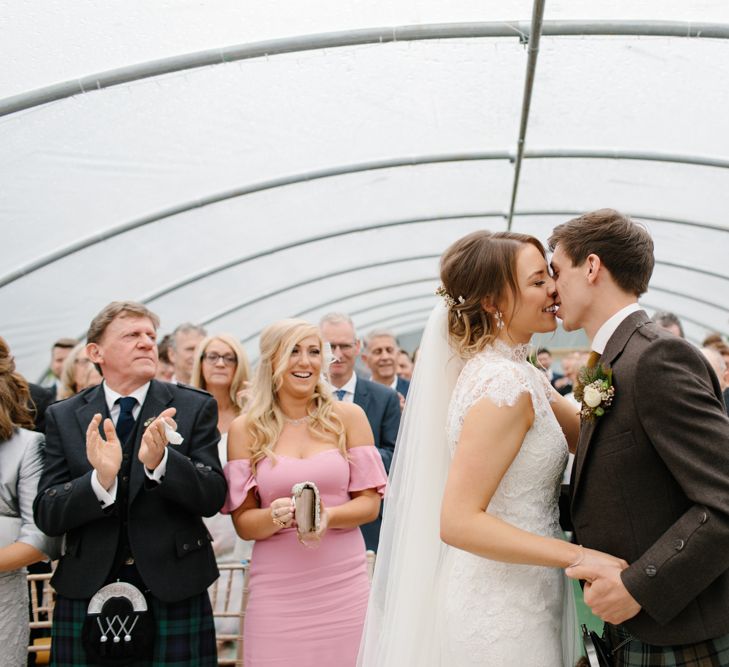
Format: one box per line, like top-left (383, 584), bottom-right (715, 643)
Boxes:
top-left (221, 459), bottom-right (258, 514)
top-left (347, 445), bottom-right (388, 497)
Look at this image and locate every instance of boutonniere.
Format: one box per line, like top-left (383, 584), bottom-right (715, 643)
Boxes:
top-left (574, 363), bottom-right (615, 421)
top-left (143, 416), bottom-right (156, 428)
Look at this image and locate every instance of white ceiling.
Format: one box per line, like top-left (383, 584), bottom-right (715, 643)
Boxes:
top-left (2, 0), bottom-right (728, 379)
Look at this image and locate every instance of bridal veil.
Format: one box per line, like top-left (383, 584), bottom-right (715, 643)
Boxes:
top-left (358, 302), bottom-right (463, 666)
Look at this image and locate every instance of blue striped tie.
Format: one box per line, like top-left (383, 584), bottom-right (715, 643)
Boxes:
top-left (334, 389), bottom-right (346, 401)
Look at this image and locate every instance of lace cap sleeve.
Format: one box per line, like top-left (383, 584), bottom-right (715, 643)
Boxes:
top-left (221, 459), bottom-right (257, 514)
top-left (464, 359), bottom-right (535, 409)
top-left (347, 445), bottom-right (388, 497)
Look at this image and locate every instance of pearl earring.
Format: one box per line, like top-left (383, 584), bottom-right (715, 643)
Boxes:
top-left (495, 310), bottom-right (504, 330)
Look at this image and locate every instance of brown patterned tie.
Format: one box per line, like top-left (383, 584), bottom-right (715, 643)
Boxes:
top-left (586, 350), bottom-right (601, 368)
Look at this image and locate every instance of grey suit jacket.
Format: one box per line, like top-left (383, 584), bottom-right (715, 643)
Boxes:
top-left (33, 380), bottom-right (226, 602)
top-left (0, 428), bottom-right (59, 557)
top-left (571, 311), bottom-right (729, 645)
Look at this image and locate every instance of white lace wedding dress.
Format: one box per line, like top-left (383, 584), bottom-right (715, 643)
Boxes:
top-left (439, 339), bottom-right (572, 666)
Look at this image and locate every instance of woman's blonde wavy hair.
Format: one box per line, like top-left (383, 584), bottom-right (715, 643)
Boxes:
top-left (190, 333), bottom-right (251, 413)
top-left (246, 319), bottom-right (345, 473)
top-left (440, 230), bottom-right (546, 359)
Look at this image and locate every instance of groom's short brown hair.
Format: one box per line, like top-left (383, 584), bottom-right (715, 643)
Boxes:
top-left (548, 209), bottom-right (654, 296)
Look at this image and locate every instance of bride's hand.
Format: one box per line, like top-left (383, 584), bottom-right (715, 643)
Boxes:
top-left (565, 547), bottom-right (628, 583)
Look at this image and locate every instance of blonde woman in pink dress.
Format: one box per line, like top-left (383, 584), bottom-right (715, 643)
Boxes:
top-left (223, 319), bottom-right (387, 667)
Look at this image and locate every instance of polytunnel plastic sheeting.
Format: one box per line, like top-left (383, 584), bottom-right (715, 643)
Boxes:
top-left (1, 1), bottom-right (729, 380)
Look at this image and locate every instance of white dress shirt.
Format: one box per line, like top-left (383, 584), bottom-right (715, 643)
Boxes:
top-left (91, 381), bottom-right (169, 507)
top-left (591, 303), bottom-right (643, 354)
top-left (330, 373), bottom-right (357, 403)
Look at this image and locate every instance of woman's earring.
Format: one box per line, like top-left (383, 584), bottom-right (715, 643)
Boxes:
top-left (495, 310), bottom-right (504, 330)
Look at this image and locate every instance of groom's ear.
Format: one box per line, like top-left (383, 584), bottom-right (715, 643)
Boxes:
top-left (586, 253), bottom-right (602, 284)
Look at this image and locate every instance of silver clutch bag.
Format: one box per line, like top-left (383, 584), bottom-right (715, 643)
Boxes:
top-left (291, 481), bottom-right (321, 535)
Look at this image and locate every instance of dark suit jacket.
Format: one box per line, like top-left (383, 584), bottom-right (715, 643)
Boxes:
top-left (395, 376), bottom-right (410, 399)
top-left (28, 383), bottom-right (55, 434)
top-left (571, 311), bottom-right (729, 645)
top-left (33, 380), bottom-right (227, 603)
top-left (353, 376), bottom-right (401, 551)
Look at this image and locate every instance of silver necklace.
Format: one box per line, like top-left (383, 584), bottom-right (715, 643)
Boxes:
top-left (284, 415), bottom-right (310, 426)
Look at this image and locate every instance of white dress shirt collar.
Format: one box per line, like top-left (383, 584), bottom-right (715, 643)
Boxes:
top-left (103, 381), bottom-right (151, 422)
top-left (329, 373), bottom-right (357, 403)
top-left (591, 303), bottom-right (643, 354)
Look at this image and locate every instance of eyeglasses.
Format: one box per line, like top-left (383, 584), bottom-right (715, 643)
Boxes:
top-left (202, 352), bottom-right (237, 366)
top-left (329, 343), bottom-right (355, 352)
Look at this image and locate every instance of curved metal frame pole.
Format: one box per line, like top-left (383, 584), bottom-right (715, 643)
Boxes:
top-left (200, 254), bottom-right (441, 327)
top-left (3, 152), bottom-right (729, 291)
top-left (507, 0), bottom-right (545, 230)
top-left (203, 255), bottom-right (727, 335)
top-left (2, 20), bottom-right (727, 117)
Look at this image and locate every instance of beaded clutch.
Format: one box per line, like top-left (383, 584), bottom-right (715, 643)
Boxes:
top-left (291, 481), bottom-right (321, 535)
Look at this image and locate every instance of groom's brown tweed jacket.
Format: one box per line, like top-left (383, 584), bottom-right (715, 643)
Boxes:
top-left (571, 310), bottom-right (729, 646)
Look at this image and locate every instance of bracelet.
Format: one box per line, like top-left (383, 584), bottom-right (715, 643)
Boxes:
top-left (567, 545), bottom-right (585, 568)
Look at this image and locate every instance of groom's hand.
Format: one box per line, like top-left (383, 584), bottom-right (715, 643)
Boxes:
top-left (573, 567), bottom-right (642, 624)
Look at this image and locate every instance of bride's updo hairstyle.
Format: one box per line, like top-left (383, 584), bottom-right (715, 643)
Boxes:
top-left (440, 230), bottom-right (547, 358)
top-left (245, 319), bottom-right (345, 472)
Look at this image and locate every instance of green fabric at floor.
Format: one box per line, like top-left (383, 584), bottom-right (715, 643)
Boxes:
top-left (573, 578), bottom-right (603, 634)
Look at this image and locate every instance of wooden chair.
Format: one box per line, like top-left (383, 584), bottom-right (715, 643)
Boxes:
top-left (28, 571), bottom-right (56, 665)
top-left (209, 561), bottom-right (250, 666)
top-left (366, 550), bottom-right (376, 583)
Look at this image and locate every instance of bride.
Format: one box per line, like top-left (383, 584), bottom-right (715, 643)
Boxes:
top-left (358, 230), bottom-right (625, 666)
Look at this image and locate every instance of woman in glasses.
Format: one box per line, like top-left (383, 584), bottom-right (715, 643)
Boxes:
top-left (191, 334), bottom-right (252, 647)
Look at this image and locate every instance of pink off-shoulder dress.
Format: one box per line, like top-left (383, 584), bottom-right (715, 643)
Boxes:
top-left (222, 445), bottom-right (387, 667)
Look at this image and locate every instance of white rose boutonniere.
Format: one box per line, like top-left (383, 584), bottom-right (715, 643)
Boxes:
top-left (574, 363), bottom-right (615, 421)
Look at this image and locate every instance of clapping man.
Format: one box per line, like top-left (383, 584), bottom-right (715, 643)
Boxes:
top-left (34, 301), bottom-right (226, 666)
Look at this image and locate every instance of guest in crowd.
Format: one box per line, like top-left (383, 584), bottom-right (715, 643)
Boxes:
top-left (362, 329), bottom-right (410, 398)
top-left (191, 333), bottom-right (251, 646)
top-left (701, 347), bottom-right (727, 390)
top-left (535, 347), bottom-right (564, 389)
top-left (319, 313), bottom-right (400, 551)
top-left (653, 310), bottom-right (685, 337)
top-left (57, 342), bottom-right (102, 399)
top-left (156, 334), bottom-right (175, 382)
top-left (168, 322), bottom-right (207, 384)
top-left (46, 337), bottom-right (77, 399)
top-left (191, 334), bottom-right (251, 556)
top-left (0, 337), bottom-right (59, 665)
top-left (27, 382), bottom-right (55, 434)
top-left (223, 319), bottom-right (387, 666)
top-left (33, 301), bottom-right (225, 666)
top-left (396, 350), bottom-right (414, 382)
top-left (703, 335), bottom-right (729, 407)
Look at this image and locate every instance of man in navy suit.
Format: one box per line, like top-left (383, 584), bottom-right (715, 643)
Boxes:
top-left (34, 301), bottom-right (225, 666)
top-left (362, 329), bottom-right (410, 400)
top-left (320, 313), bottom-right (401, 551)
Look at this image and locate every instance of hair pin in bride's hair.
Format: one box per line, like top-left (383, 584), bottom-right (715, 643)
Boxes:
top-left (435, 286), bottom-right (465, 317)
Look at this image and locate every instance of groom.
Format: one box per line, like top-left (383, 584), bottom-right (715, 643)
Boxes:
top-left (549, 209), bottom-right (729, 665)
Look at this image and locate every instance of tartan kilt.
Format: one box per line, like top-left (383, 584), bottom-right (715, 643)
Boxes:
top-left (606, 624), bottom-right (729, 667)
top-left (50, 590), bottom-right (217, 667)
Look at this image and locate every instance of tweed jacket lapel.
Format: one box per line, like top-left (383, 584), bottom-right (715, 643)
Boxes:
top-left (571, 309), bottom-right (650, 502)
top-left (129, 380), bottom-right (174, 504)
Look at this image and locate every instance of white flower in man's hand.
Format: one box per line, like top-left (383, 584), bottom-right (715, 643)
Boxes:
top-left (583, 385), bottom-right (603, 408)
